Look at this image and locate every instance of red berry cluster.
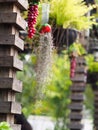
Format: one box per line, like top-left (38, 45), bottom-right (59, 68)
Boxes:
top-left (40, 24), bottom-right (51, 34)
top-left (28, 4), bottom-right (39, 38)
top-left (70, 57), bottom-right (77, 78)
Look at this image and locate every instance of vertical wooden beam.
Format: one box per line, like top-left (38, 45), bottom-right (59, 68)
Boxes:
top-left (0, 0), bottom-right (28, 129)
top-left (68, 57), bottom-right (87, 130)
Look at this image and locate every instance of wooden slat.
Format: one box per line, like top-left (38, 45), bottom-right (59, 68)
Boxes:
top-left (94, 102), bottom-right (98, 107)
top-left (71, 93), bottom-right (84, 101)
top-left (76, 57), bottom-right (86, 64)
top-left (0, 101), bottom-right (21, 114)
top-left (68, 122), bottom-right (83, 129)
top-left (94, 97), bottom-right (98, 101)
top-left (10, 124), bottom-right (21, 130)
top-left (13, 57), bottom-right (23, 70)
top-left (94, 120), bottom-right (98, 125)
top-left (94, 114), bottom-right (98, 119)
top-left (0, 12), bottom-right (26, 30)
top-left (0, 0), bottom-right (28, 11)
top-left (71, 85), bottom-right (85, 92)
top-left (94, 109), bottom-right (98, 113)
top-left (69, 112), bottom-right (82, 120)
top-left (72, 83), bottom-right (85, 87)
top-left (94, 91), bottom-right (98, 96)
top-left (0, 35), bottom-right (24, 50)
top-left (75, 67), bottom-right (86, 73)
top-left (71, 76), bottom-right (86, 82)
top-left (69, 103), bottom-right (83, 110)
top-left (0, 78), bottom-right (22, 92)
top-left (0, 56), bottom-right (23, 70)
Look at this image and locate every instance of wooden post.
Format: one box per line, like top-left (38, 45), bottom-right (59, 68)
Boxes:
top-left (0, 0), bottom-right (28, 129)
top-left (68, 57), bottom-right (87, 130)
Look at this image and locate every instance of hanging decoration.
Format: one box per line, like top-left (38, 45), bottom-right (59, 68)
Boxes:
top-left (69, 42), bottom-right (86, 78)
top-left (34, 25), bottom-right (53, 98)
top-left (40, 23), bottom-right (51, 34)
top-left (70, 56), bottom-right (77, 78)
top-left (28, 0), bottom-right (40, 38)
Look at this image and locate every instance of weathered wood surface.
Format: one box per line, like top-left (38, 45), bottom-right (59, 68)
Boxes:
top-left (0, 35), bottom-right (24, 50)
top-left (71, 76), bottom-right (86, 82)
top-left (71, 93), bottom-right (84, 101)
top-left (69, 112), bottom-right (82, 120)
top-left (69, 57), bottom-right (86, 130)
top-left (94, 91), bottom-right (98, 95)
top-left (0, 91), bottom-right (15, 101)
top-left (0, 12), bottom-right (26, 30)
top-left (0, 0), bottom-right (28, 10)
top-left (0, 68), bottom-right (16, 78)
top-left (0, 25), bottom-right (19, 36)
top-left (76, 57), bottom-right (86, 65)
top-left (10, 124), bottom-right (21, 130)
top-left (0, 56), bottom-right (23, 70)
top-left (94, 102), bottom-right (98, 107)
top-left (0, 0), bottom-right (27, 128)
top-left (71, 84), bottom-right (85, 92)
top-left (0, 78), bottom-right (22, 92)
top-left (0, 102), bottom-right (21, 114)
top-left (68, 122), bottom-right (83, 129)
top-left (94, 114), bottom-right (98, 119)
top-left (0, 114), bottom-right (14, 123)
top-left (75, 67), bottom-right (86, 73)
top-left (69, 103), bottom-right (83, 110)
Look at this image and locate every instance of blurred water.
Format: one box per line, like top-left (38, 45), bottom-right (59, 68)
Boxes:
top-left (28, 115), bottom-right (55, 130)
top-left (81, 108), bottom-right (93, 130)
top-left (28, 113), bottom-right (93, 130)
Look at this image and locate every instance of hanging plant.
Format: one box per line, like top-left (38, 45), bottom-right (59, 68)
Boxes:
top-left (47, 0), bottom-right (96, 49)
top-left (50, 0), bottom-right (96, 30)
top-left (34, 24), bottom-right (53, 98)
top-left (28, 0), bottom-right (40, 38)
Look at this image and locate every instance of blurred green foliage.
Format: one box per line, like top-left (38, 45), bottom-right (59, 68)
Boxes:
top-left (84, 84), bottom-right (94, 117)
top-left (0, 122), bottom-right (12, 130)
top-left (17, 54), bottom-right (37, 117)
top-left (85, 54), bottom-right (98, 72)
top-left (17, 52), bottom-right (71, 130)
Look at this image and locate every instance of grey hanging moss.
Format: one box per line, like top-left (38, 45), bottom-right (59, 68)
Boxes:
top-left (34, 32), bottom-right (53, 98)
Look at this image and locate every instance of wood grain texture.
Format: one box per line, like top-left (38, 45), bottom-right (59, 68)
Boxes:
top-left (0, 0), bottom-right (28, 10)
top-left (0, 114), bottom-right (14, 123)
top-left (69, 112), bottom-right (82, 120)
top-left (71, 85), bottom-right (85, 92)
top-left (0, 101), bottom-right (21, 114)
top-left (69, 103), bottom-right (83, 110)
top-left (71, 76), bottom-right (86, 82)
top-left (10, 124), bottom-right (21, 130)
top-left (75, 67), bottom-right (86, 73)
top-left (71, 93), bottom-right (84, 101)
top-left (0, 12), bottom-right (26, 30)
top-left (68, 122), bottom-right (83, 129)
top-left (0, 56), bottom-right (23, 70)
top-left (0, 78), bottom-right (22, 92)
top-left (0, 35), bottom-right (24, 50)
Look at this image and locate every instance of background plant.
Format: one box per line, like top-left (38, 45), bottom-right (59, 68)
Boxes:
top-left (0, 122), bottom-right (12, 130)
top-left (49, 0), bottom-right (95, 30)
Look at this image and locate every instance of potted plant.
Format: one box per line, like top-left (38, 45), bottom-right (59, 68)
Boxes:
top-left (49, 0), bottom-right (96, 49)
